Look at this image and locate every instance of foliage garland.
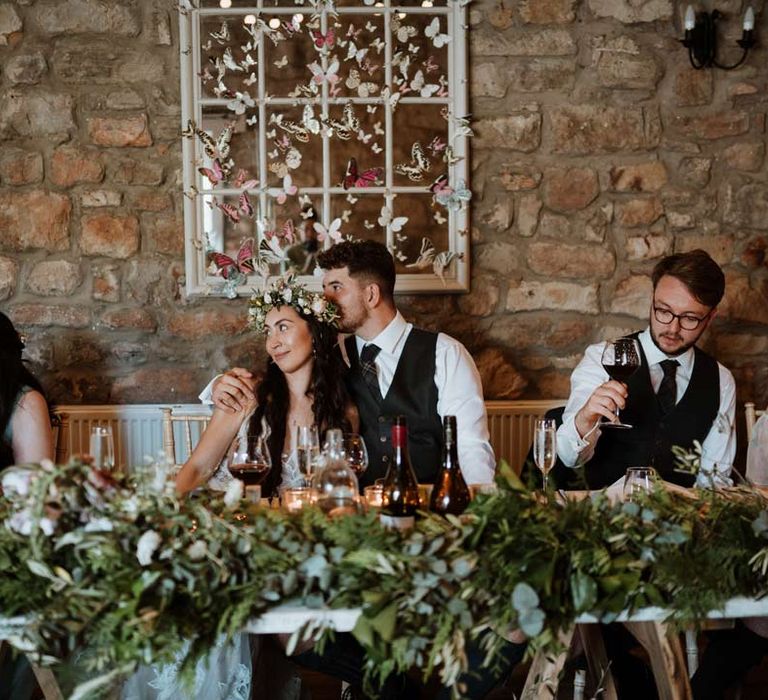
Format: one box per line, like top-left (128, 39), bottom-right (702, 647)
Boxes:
top-left (2, 458), bottom-right (768, 698)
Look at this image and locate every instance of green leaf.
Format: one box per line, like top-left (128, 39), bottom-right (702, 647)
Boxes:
top-left (369, 602), bottom-right (398, 642)
top-left (570, 572), bottom-right (597, 611)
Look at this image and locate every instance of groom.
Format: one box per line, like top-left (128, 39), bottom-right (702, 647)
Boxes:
top-left (210, 239), bottom-right (495, 488)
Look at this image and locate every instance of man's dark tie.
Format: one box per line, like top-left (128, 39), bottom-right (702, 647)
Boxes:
top-left (360, 344), bottom-right (383, 403)
top-left (658, 359), bottom-right (679, 415)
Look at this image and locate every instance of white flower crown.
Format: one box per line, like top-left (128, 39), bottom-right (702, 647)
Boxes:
top-left (247, 275), bottom-right (339, 333)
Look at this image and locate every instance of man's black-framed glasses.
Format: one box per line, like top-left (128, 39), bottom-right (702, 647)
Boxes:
top-left (653, 305), bottom-right (712, 331)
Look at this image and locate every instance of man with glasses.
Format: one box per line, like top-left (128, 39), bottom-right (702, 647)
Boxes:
top-left (556, 249), bottom-right (735, 489)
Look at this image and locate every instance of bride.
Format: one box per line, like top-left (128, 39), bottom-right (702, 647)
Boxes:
top-left (123, 277), bottom-right (356, 700)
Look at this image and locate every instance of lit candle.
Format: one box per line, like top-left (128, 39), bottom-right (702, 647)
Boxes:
top-left (684, 5), bottom-right (696, 31)
top-left (364, 485), bottom-right (384, 508)
top-left (743, 6), bottom-right (755, 31)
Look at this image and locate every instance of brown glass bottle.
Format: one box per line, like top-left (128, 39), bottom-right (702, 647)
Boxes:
top-left (380, 416), bottom-right (420, 529)
top-left (429, 416), bottom-right (471, 515)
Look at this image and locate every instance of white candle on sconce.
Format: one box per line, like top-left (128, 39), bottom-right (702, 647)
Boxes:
top-left (684, 5), bottom-right (696, 31)
top-left (743, 6), bottom-right (755, 32)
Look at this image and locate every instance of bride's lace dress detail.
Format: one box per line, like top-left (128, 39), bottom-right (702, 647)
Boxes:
top-left (121, 633), bottom-right (251, 700)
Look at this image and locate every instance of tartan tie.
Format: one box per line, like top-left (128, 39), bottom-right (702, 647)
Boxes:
top-left (360, 343), bottom-right (383, 403)
top-left (657, 359), bottom-right (679, 415)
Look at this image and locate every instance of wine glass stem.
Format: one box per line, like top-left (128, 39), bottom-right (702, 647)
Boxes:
top-left (543, 472), bottom-right (548, 493)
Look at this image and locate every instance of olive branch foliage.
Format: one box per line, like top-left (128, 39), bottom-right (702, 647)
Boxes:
top-left (2, 458), bottom-right (768, 698)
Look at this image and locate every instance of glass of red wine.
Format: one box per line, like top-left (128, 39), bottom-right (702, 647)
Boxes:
top-left (600, 337), bottom-right (641, 429)
top-left (228, 434), bottom-right (272, 488)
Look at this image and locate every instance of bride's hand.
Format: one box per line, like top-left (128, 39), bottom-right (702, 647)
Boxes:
top-left (212, 368), bottom-right (256, 413)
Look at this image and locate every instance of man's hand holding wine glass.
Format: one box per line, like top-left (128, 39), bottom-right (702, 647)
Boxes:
top-left (574, 379), bottom-right (628, 437)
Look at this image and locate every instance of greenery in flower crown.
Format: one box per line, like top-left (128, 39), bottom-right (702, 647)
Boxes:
top-left (2, 458), bottom-right (768, 699)
top-left (247, 275), bottom-right (339, 333)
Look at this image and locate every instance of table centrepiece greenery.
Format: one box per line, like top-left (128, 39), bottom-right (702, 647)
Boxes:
top-left (2, 457), bottom-right (768, 698)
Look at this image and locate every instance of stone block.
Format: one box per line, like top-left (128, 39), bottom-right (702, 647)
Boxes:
top-left (588, 0), bottom-right (673, 23)
top-left (517, 193), bottom-right (542, 237)
top-left (473, 348), bottom-right (527, 400)
top-left (507, 280), bottom-right (599, 314)
top-left (111, 368), bottom-right (201, 403)
top-left (528, 242), bottom-right (615, 278)
top-left (125, 257), bottom-right (182, 305)
top-left (722, 142), bottom-right (765, 172)
top-left (674, 234), bottom-right (734, 265)
top-left (0, 91), bottom-right (75, 139)
top-left (0, 148), bottom-right (43, 185)
top-left (596, 37), bottom-right (662, 90)
top-left (538, 212), bottom-right (571, 238)
top-left (497, 165), bottom-right (542, 191)
top-left (9, 304), bottom-right (91, 328)
top-left (167, 310), bottom-right (248, 339)
top-left (26, 260), bottom-right (82, 296)
top-left (674, 112), bottom-right (749, 140)
top-left (5, 52), bottom-right (47, 85)
top-left (550, 105), bottom-right (660, 154)
top-left (674, 67), bottom-right (713, 107)
top-left (50, 146), bottom-right (105, 187)
top-left (0, 257), bottom-right (18, 300)
top-left (678, 157), bottom-right (711, 188)
top-left (723, 182), bottom-right (768, 231)
top-left (488, 2), bottom-right (513, 29)
top-left (88, 114), bottom-right (152, 147)
top-left (0, 5), bottom-right (22, 45)
top-left (81, 214), bottom-right (140, 258)
top-left (610, 275), bottom-right (653, 318)
top-left (506, 59), bottom-right (577, 92)
top-left (457, 275), bottom-right (499, 316)
top-left (741, 237), bottom-right (767, 269)
top-left (143, 213), bottom-right (183, 255)
top-left (112, 158), bottom-right (164, 185)
top-left (615, 197), bottom-right (663, 227)
top-left (473, 29), bottom-right (577, 57)
top-left (543, 167), bottom-right (599, 212)
top-left (100, 308), bottom-right (157, 331)
top-left (608, 161), bottom-right (667, 192)
top-left (475, 242), bottom-right (520, 275)
top-left (519, 0), bottom-right (576, 24)
top-left (475, 111), bottom-right (541, 152)
top-left (82, 190), bottom-right (122, 208)
top-left (92, 263), bottom-right (121, 301)
top-left (130, 191), bottom-right (170, 212)
top-left (480, 199), bottom-right (514, 233)
top-left (626, 234), bottom-right (669, 261)
top-left (719, 274), bottom-right (768, 325)
top-left (32, 0), bottom-right (141, 36)
top-left (0, 191), bottom-right (71, 251)
top-left (471, 62), bottom-right (507, 98)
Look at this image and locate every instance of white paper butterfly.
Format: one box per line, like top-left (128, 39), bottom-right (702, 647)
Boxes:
top-left (410, 70), bottom-right (439, 98)
top-left (309, 59), bottom-right (340, 85)
top-left (346, 41), bottom-right (369, 64)
top-left (425, 18), bottom-right (451, 48)
top-left (406, 237), bottom-right (459, 283)
top-left (377, 206), bottom-right (408, 232)
top-left (259, 236), bottom-right (289, 264)
top-left (274, 174), bottom-right (298, 204)
top-left (302, 105), bottom-right (322, 135)
top-left (346, 69), bottom-right (378, 98)
top-left (313, 217), bottom-right (343, 242)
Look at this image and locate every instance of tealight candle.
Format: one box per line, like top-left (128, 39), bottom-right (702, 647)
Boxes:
top-left (363, 485), bottom-right (384, 508)
top-left (283, 487), bottom-right (317, 512)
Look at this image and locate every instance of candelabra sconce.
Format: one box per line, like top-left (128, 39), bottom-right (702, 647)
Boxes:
top-left (681, 5), bottom-right (756, 69)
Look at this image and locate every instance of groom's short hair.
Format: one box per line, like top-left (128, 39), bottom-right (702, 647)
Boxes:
top-left (318, 240), bottom-right (396, 301)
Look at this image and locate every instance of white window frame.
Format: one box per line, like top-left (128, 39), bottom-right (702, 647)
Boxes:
top-left (179, 0), bottom-right (470, 296)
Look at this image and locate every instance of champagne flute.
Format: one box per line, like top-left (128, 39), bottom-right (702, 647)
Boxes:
top-left (228, 434), bottom-right (272, 488)
top-left (343, 433), bottom-right (369, 477)
top-left (600, 337), bottom-right (642, 429)
top-left (297, 425), bottom-right (320, 487)
top-left (89, 426), bottom-right (115, 470)
top-left (533, 419), bottom-right (557, 493)
top-left (623, 467), bottom-right (656, 502)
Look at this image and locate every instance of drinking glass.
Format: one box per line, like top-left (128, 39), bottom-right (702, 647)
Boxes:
top-left (343, 433), bottom-right (369, 477)
top-left (600, 337), bottom-right (642, 429)
top-left (533, 419), bottom-right (557, 493)
top-left (297, 425), bottom-right (321, 486)
top-left (623, 467), bottom-right (656, 502)
top-left (89, 426), bottom-right (115, 470)
top-left (228, 434), bottom-right (272, 487)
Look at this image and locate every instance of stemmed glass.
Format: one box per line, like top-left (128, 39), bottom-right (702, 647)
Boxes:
top-left (89, 426), bottom-right (115, 470)
top-left (623, 467), bottom-right (656, 502)
top-left (343, 434), bottom-right (369, 477)
top-left (297, 425), bottom-right (321, 487)
top-left (228, 434), bottom-right (272, 488)
top-left (533, 419), bottom-right (557, 493)
top-left (600, 337), bottom-right (642, 429)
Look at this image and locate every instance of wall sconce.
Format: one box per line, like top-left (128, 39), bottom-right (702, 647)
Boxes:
top-left (681, 5), bottom-right (756, 69)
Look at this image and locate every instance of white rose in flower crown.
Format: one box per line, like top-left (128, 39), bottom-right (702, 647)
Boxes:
top-left (263, 292), bottom-right (272, 304)
top-left (282, 287), bottom-right (293, 303)
top-left (311, 297), bottom-right (327, 316)
top-left (136, 530), bottom-right (161, 566)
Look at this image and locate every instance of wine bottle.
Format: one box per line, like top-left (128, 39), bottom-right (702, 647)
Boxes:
top-left (380, 416), bottom-right (420, 530)
top-left (430, 416), bottom-right (471, 516)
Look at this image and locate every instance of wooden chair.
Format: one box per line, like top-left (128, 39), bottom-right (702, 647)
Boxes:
top-left (160, 407), bottom-right (212, 467)
top-left (746, 402), bottom-right (766, 442)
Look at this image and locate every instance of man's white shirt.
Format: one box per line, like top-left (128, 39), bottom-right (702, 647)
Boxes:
top-left (355, 311), bottom-right (495, 485)
top-left (556, 328), bottom-right (736, 488)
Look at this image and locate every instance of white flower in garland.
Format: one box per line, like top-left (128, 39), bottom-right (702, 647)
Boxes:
top-left (136, 530), bottom-right (161, 566)
top-left (1, 469), bottom-right (34, 498)
top-left (248, 274), bottom-right (339, 333)
top-left (224, 478), bottom-right (244, 508)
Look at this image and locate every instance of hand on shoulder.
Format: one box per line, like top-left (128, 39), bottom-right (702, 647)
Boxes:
top-left (211, 368), bottom-right (257, 414)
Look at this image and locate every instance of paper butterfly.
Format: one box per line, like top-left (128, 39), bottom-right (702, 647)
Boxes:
top-left (183, 120), bottom-right (234, 162)
top-left (233, 169), bottom-right (259, 190)
top-left (274, 174), bottom-right (298, 204)
top-left (425, 18), bottom-right (451, 48)
top-left (394, 142), bottom-right (431, 181)
top-left (346, 41), bottom-right (369, 64)
top-left (265, 219), bottom-right (296, 244)
top-left (409, 69), bottom-right (439, 98)
top-left (360, 57), bottom-right (380, 76)
top-left (370, 37), bottom-right (385, 54)
top-left (434, 179), bottom-right (471, 210)
top-left (343, 158), bottom-right (383, 189)
top-left (377, 206), bottom-right (408, 232)
top-left (209, 239), bottom-right (255, 279)
top-left (392, 18), bottom-right (417, 43)
top-left (272, 114), bottom-right (310, 143)
top-left (259, 236), bottom-right (289, 264)
top-left (406, 237), bottom-right (460, 283)
top-left (309, 59), bottom-right (340, 85)
top-left (312, 29), bottom-right (335, 48)
top-left (198, 159), bottom-right (226, 186)
top-left (423, 55), bottom-right (439, 73)
top-left (274, 55), bottom-right (289, 68)
top-left (324, 103), bottom-right (360, 140)
top-left (345, 23), bottom-right (362, 40)
top-left (313, 217), bottom-right (343, 242)
top-left (302, 105), bottom-right (322, 135)
top-left (215, 200), bottom-right (241, 225)
top-left (428, 137), bottom-right (447, 156)
top-left (346, 69), bottom-right (379, 98)
top-left (239, 191), bottom-right (254, 217)
top-left (222, 48), bottom-right (242, 73)
top-left (210, 21), bottom-right (229, 43)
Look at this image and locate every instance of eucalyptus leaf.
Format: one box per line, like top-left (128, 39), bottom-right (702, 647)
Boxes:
top-left (518, 608), bottom-right (545, 637)
top-left (511, 582), bottom-right (539, 612)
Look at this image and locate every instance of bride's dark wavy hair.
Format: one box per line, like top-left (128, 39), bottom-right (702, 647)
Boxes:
top-left (0, 312), bottom-right (48, 469)
top-left (248, 311), bottom-right (351, 496)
